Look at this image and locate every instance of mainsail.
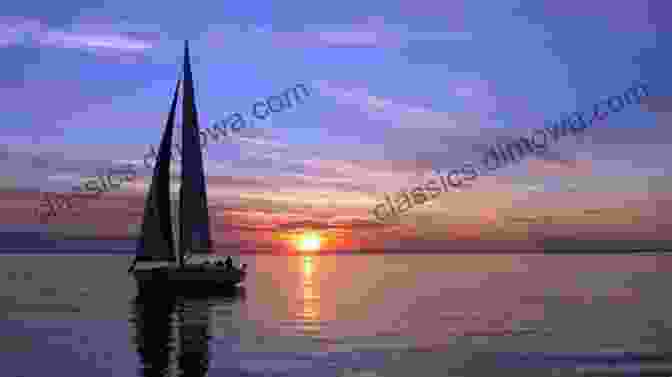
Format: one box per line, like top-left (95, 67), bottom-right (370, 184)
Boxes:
top-left (132, 79), bottom-right (181, 268)
top-left (178, 40), bottom-right (213, 265)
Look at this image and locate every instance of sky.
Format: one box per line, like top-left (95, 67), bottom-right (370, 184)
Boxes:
top-left (0, 0), bottom-right (670, 253)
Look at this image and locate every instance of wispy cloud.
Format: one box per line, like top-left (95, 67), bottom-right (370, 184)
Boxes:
top-left (40, 30), bottom-right (153, 51)
top-left (315, 80), bottom-right (486, 133)
top-left (0, 17), bottom-right (43, 47)
top-left (534, 0), bottom-right (658, 32)
top-left (205, 17), bottom-right (473, 50)
top-left (0, 16), bottom-right (157, 55)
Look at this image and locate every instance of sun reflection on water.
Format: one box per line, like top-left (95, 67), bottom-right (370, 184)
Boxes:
top-left (299, 256), bottom-right (321, 332)
top-left (303, 256), bottom-right (313, 278)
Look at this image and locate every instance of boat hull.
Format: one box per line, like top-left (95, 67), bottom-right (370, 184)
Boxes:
top-left (133, 265), bottom-right (246, 295)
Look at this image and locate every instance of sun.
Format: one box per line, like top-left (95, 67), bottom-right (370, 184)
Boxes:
top-left (296, 232), bottom-right (322, 252)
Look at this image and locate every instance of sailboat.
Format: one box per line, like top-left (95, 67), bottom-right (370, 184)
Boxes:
top-left (128, 41), bottom-right (246, 291)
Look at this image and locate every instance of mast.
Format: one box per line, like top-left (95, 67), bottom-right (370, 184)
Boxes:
top-left (129, 79), bottom-right (181, 272)
top-left (178, 40), bottom-right (213, 268)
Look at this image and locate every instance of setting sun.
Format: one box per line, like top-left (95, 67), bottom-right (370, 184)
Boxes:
top-left (296, 232), bottom-right (322, 252)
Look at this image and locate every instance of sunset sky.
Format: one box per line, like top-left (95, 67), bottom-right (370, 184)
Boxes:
top-left (0, 0), bottom-right (670, 253)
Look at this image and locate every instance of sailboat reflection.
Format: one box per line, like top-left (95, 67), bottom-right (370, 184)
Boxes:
top-left (130, 287), bottom-right (246, 377)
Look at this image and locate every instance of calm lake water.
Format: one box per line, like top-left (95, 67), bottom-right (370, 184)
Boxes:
top-left (1, 254), bottom-right (671, 377)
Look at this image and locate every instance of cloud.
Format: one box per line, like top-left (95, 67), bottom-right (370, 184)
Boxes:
top-left (315, 30), bottom-right (389, 47)
top-left (579, 123), bottom-right (672, 147)
top-left (211, 17), bottom-right (473, 49)
top-left (0, 16), bottom-right (157, 56)
top-left (315, 80), bottom-right (487, 133)
top-left (639, 95), bottom-right (672, 127)
top-left (204, 25), bottom-right (394, 50)
top-left (526, 158), bottom-right (593, 177)
top-left (526, 0), bottom-right (659, 32)
top-left (0, 17), bottom-right (43, 47)
top-left (40, 30), bottom-right (152, 51)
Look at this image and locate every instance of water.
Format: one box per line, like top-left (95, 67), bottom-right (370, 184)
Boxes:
top-left (1, 254), bottom-right (671, 376)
